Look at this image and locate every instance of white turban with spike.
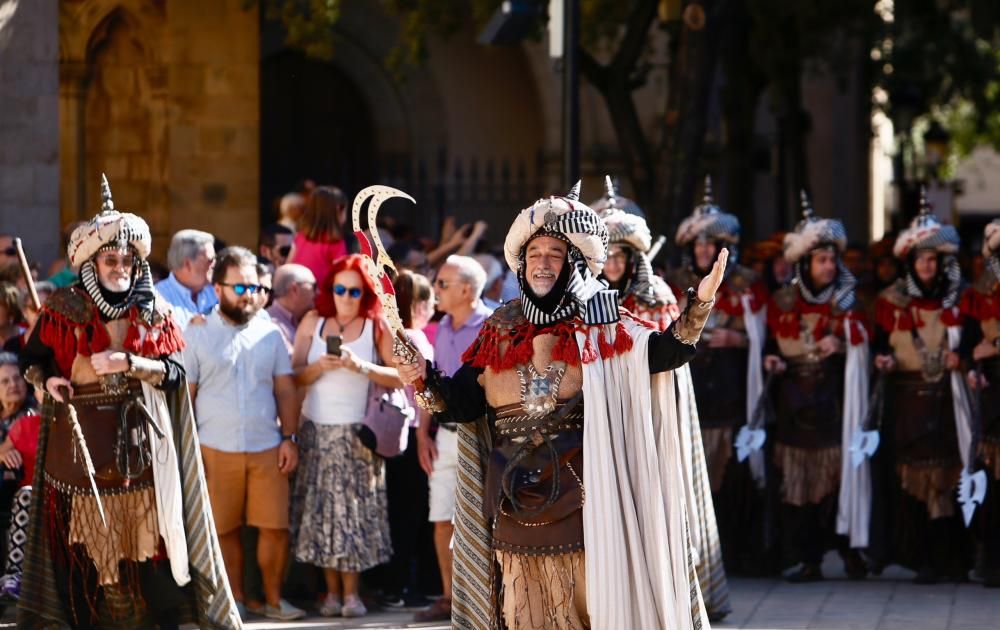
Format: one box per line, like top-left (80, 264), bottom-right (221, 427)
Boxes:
top-left (68, 174), bottom-right (152, 269)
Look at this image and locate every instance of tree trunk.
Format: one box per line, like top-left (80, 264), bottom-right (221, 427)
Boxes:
top-left (719, 0), bottom-right (765, 240)
top-left (658, 0), bottom-right (728, 237)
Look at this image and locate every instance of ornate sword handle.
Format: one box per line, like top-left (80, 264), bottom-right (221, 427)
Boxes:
top-left (393, 330), bottom-right (446, 413)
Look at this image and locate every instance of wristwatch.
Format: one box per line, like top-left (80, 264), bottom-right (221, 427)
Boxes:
top-left (281, 433), bottom-right (297, 444)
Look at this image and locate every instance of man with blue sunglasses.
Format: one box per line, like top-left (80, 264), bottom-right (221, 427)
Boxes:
top-left (183, 246), bottom-right (305, 622)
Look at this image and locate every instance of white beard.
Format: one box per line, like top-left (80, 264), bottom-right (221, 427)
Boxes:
top-left (98, 275), bottom-right (131, 293)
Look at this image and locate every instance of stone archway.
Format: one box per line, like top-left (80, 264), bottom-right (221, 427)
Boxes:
top-left (59, 1), bottom-right (168, 242)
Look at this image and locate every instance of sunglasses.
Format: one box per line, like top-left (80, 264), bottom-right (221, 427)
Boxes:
top-left (97, 254), bottom-right (137, 269)
top-left (434, 278), bottom-right (459, 290)
top-left (277, 245), bottom-right (291, 257)
top-left (334, 284), bottom-right (363, 299)
top-left (1, 247), bottom-right (15, 256)
top-left (220, 282), bottom-right (263, 296)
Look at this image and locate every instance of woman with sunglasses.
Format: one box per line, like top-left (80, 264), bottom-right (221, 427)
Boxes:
top-left (290, 254), bottom-right (402, 618)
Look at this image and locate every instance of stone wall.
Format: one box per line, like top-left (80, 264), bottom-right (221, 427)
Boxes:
top-left (0, 0), bottom-right (60, 267)
top-left (59, 0), bottom-right (258, 263)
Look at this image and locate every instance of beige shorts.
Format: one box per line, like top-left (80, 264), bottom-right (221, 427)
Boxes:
top-left (201, 445), bottom-right (290, 534)
top-left (428, 428), bottom-right (459, 522)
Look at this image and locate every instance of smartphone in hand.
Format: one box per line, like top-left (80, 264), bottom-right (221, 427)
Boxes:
top-left (326, 335), bottom-right (343, 356)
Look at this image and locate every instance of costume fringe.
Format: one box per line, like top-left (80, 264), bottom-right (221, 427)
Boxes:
top-left (38, 305), bottom-right (184, 377)
top-left (897, 462), bottom-right (961, 519)
top-left (774, 443), bottom-right (841, 506)
top-left (496, 550), bottom-right (587, 630)
top-left (462, 318), bottom-right (635, 372)
top-left (44, 481), bottom-right (160, 623)
top-left (876, 297), bottom-right (962, 334)
top-left (713, 280), bottom-right (768, 318)
top-left (960, 288), bottom-right (1000, 321)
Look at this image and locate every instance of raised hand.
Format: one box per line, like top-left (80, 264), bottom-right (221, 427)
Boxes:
top-left (697, 247), bottom-right (729, 303)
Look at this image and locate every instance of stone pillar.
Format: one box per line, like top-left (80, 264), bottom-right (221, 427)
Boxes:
top-left (0, 0), bottom-right (60, 268)
top-left (164, 0), bottom-right (260, 255)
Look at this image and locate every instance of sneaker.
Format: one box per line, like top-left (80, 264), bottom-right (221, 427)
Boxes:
top-left (319, 593), bottom-right (342, 617)
top-left (0, 574), bottom-right (20, 602)
top-left (414, 597), bottom-right (452, 622)
top-left (341, 594), bottom-right (367, 618)
top-left (259, 598), bottom-right (306, 621)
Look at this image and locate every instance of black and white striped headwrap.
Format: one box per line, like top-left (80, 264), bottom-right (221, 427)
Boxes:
top-left (518, 241), bottom-right (619, 326)
top-left (903, 253), bottom-right (962, 309)
top-left (80, 251), bottom-right (156, 321)
top-left (794, 250), bottom-right (857, 312)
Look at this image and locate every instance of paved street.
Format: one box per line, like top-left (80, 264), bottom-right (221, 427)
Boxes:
top-left (2, 554), bottom-right (997, 629)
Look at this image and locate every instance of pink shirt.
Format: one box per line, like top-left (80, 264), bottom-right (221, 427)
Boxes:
top-left (405, 328), bottom-right (434, 428)
top-left (289, 232), bottom-right (347, 285)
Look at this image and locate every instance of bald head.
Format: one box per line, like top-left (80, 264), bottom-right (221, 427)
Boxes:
top-left (272, 263), bottom-right (317, 318)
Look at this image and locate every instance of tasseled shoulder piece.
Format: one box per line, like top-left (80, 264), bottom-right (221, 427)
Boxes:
top-left (38, 287), bottom-right (106, 375)
top-left (461, 299), bottom-right (637, 370)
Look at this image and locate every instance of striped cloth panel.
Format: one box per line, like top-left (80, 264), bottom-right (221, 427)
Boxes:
top-left (452, 418), bottom-right (500, 629)
top-left (677, 365), bottom-right (732, 619)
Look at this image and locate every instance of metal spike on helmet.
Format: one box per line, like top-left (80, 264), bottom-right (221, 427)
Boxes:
top-left (702, 175), bottom-right (714, 208)
top-left (799, 190), bottom-right (814, 221)
top-left (100, 173), bottom-right (116, 214)
top-left (913, 186), bottom-right (935, 228)
top-left (566, 180), bottom-right (581, 201)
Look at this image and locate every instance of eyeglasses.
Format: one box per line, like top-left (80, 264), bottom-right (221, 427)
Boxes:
top-left (277, 245), bottom-right (291, 257)
top-left (220, 283), bottom-right (263, 296)
top-left (434, 278), bottom-right (459, 290)
top-left (97, 253), bottom-right (137, 269)
top-left (1, 247), bottom-right (15, 257)
top-left (334, 284), bottom-right (363, 299)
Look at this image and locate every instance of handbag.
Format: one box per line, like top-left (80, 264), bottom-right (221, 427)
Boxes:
top-left (360, 323), bottom-right (414, 458)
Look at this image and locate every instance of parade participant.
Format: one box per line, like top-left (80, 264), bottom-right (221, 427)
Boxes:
top-left (593, 176), bottom-right (730, 620)
top-left (17, 176), bottom-right (240, 628)
top-left (764, 193), bottom-right (869, 583)
top-left (668, 177), bottom-right (770, 575)
top-left (870, 194), bottom-right (972, 584)
top-left (397, 182), bottom-right (726, 629)
top-left (962, 218), bottom-right (1000, 587)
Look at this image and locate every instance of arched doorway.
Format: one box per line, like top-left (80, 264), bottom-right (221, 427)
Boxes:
top-left (260, 49), bottom-right (376, 223)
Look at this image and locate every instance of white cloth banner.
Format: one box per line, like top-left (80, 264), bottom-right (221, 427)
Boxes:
top-left (580, 320), bottom-right (709, 630)
top-left (835, 325), bottom-right (871, 548)
top-left (948, 325), bottom-right (973, 469)
top-left (741, 296), bottom-right (767, 487)
top-left (141, 382), bottom-right (191, 586)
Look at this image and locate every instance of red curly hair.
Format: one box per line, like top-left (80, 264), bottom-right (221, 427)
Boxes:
top-left (315, 254), bottom-right (383, 321)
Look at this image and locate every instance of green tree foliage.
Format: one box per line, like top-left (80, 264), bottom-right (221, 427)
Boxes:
top-left (248, 0), bottom-right (1000, 229)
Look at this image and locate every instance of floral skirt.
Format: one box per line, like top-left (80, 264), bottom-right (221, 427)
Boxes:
top-left (290, 420), bottom-right (392, 571)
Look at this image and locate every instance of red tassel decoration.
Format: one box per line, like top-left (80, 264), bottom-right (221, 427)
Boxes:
top-left (580, 337), bottom-right (598, 364)
top-left (614, 322), bottom-right (633, 354)
top-left (597, 328), bottom-right (614, 359)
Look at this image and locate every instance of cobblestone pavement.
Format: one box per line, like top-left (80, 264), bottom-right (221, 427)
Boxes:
top-left (3, 555), bottom-right (998, 629)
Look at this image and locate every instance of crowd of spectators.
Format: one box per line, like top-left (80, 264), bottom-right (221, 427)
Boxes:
top-left (0, 185), bottom-right (995, 621)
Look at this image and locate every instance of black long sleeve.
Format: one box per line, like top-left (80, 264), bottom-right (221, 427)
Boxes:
top-left (647, 326), bottom-right (697, 373)
top-left (430, 361), bottom-right (489, 424)
top-left (158, 352), bottom-right (185, 392)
